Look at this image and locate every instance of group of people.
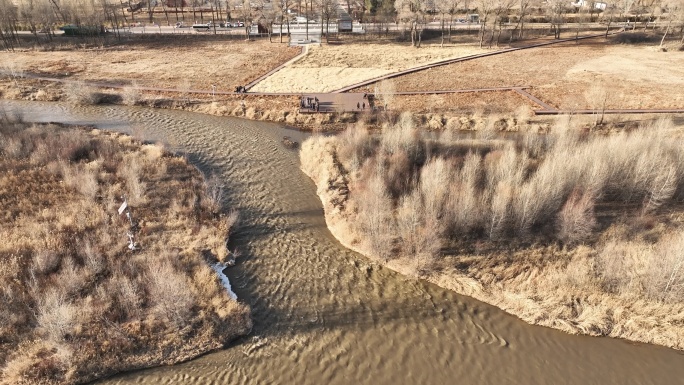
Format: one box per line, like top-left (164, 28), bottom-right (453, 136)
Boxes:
top-left (234, 85), bottom-right (247, 93)
top-left (301, 96), bottom-right (320, 112)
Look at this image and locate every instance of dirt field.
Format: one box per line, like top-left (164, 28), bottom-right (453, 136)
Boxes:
top-left (0, 39), bottom-right (300, 92)
top-left (250, 42), bottom-right (489, 93)
top-left (379, 39), bottom-right (684, 111)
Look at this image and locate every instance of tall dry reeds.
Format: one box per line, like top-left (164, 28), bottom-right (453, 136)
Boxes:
top-left (0, 122), bottom-right (250, 385)
top-left (63, 82), bottom-right (103, 105)
top-left (302, 115), bottom-right (684, 287)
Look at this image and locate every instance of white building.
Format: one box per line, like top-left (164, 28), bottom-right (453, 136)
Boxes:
top-left (571, 0), bottom-right (607, 10)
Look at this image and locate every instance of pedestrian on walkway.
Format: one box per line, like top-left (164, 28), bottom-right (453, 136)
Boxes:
top-left (357, 102), bottom-right (360, 109)
top-left (362, 102), bottom-right (365, 110)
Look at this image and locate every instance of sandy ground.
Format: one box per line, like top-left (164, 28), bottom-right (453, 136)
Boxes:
top-left (376, 39), bottom-right (684, 111)
top-left (0, 39), bottom-right (300, 92)
top-left (250, 43), bottom-right (489, 93)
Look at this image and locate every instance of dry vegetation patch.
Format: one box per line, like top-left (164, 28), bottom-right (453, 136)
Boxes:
top-left (0, 39), bottom-right (300, 92)
top-left (250, 43), bottom-right (488, 93)
top-left (301, 115), bottom-right (684, 349)
top-left (382, 39), bottom-right (684, 111)
top-left (0, 117), bottom-right (250, 384)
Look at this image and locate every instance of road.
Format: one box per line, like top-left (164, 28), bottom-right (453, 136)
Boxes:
top-left (17, 20), bottom-right (641, 37)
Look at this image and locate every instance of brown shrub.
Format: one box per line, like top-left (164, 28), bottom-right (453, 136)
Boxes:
top-left (0, 122), bottom-right (249, 385)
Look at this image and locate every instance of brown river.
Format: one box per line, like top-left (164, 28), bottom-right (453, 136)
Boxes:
top-left (3, 100), bottom-right (683, 385)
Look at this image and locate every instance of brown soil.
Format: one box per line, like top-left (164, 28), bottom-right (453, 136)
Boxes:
top-left (379, 39), bottom-right (684, 111)
top-left (0, 39), bottom-right (300, 92)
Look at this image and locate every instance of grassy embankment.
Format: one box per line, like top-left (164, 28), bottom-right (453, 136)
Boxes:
top-left (0, 115), bottom-right (251, 384)
top-left (301, 114), bottom-right (684, 349)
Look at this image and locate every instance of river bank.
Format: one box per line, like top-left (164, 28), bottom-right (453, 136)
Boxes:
top-left (4, 100), bottom-right (684, 385)
top-left (0, 119), bottom-right (251, 384)
top-left (300, 121), bottom-right (684, 351)
top-left (0, 77), bottom-right (546, 133)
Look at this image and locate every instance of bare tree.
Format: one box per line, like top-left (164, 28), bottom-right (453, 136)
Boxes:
top-left (232, 0), bottom-right (255, 39)
top-left (509, 0), bottom-right (531, 41)
top-left (0, 0), bottom-right (20, 50)
top-left (435, 0), bottom-right (455, 46)
top-left (320, 0), bottom-right (338, 41)
top-left (395, 0), bottom-right (428, 47)
top-left (476, 0), bottom-right (494, 47)
top-left (547, 0), bottom-right (566, 39)
top-left (491, 0), bottom-right (514, 47)
top-left (602, 2), bottom-right (618, 37)
top-left (259, 0), bottom-right (280, 41)
top-left (659, 0), bottom-right (683, 47)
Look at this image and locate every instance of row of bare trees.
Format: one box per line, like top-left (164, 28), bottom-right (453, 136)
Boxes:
top-left (391, 0), bottom-right (684, 48)
top-left (1, 0), bottom-right (682, 48)
top-left (0, 0), bottom-right (343, 46)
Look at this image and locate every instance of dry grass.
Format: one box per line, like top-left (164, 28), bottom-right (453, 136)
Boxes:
top-left (301, 115), bottom-right (684, 350)
top-left (377, 39), bottom-right (684, 111)
top-left (250, 43), bottom-right (488, 93)
top-left (0, 118), bottom-right (250, 385)
top-left (0, 39), bottom-right (300, 92)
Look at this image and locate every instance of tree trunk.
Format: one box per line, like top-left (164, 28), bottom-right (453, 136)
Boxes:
top-left (147, 0), bottom-right (153, 23)
top-left (161, 0), bottom-right (170, 25)
top-left (659, 19), bottom-right (672, 48)
top-left (479, 20), bottom-right (485, 48)
top-left (211, 5), bottom-right (216, 34)
top-left (440, 16), bottom-right (444, 47)
top-left (448, 14), bottom-right (452, 41)
top-left (496, 21), bottom-right (502, 47)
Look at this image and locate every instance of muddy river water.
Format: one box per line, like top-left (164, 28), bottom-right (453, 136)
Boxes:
top-left (3, 100), bottom-right (683, 385)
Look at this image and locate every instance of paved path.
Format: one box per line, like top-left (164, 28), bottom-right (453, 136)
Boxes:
top-left (331, 31), bottom-right (624, 94)
top-left (535, 108), bottom-right (684, 115)
top-left (298, 93), bottom-right (367, 113)
top-left (392, 86), bottom-right (531, 96)
top-left (512, 88), bottom-right (559, 111)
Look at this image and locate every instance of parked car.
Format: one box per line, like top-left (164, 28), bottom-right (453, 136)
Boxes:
top-left (235, 21), bottom-right (245, 27)
top-left (293, 16), bottom-right (308, 24)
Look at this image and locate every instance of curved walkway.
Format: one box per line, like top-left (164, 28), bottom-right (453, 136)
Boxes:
top-left (331, 31), bottom-right (623, 93)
